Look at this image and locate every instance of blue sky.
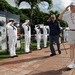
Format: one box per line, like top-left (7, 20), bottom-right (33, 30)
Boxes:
top-left (5, 0), bottom-right (74, 13)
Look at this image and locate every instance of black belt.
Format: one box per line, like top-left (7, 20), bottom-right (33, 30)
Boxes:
top-left (70, 29), bottom-right (75, 31)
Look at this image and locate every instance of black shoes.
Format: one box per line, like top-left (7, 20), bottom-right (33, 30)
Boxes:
top-left (44, 47), bottom-right (48, 48)
top-left (11, 55), bottom-right (18, 58)
top-left (37, 48), bottom-right (42, 50)
top-left (25, 51), bottom-right (32, 54)
top-left (50, 51), bottom-right (61, 57)
top-left (59, 51), bottom-right (61, 54)
top-left (50, 53), bottom-right (56, 56)
top-left (14, 55), bottom-right (18, 57)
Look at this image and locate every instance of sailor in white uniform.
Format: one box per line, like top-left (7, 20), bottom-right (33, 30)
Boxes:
top-left (6, 19), bottom-right (18, 58)
top-left (43, 25), bottom-right (48, 48)
top-left (35, 25), bottom-right (41, 50)
top-left (22, 20), bottom-right (31, 53)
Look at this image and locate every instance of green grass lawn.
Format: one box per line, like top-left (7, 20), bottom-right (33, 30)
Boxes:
top-left (0, 39), bottom-right (50, 60)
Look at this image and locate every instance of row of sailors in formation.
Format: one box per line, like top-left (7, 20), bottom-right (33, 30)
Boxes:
top-left (6, 19), bottom-right (69, 57)
top-left (6, 19), bottom-right (49, 57)
top-left (22, 20), bottom-right (49, 53)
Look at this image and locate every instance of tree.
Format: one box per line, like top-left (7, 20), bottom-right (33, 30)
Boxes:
top-left (15, 0), bottom-right (53, 25)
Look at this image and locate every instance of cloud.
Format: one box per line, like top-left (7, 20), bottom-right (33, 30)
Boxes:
top-left (5, 0), bottom-right (16, 7)
top-left (51, 0), bottom-right (74, 12)
top-left (38, 2), bottom-right (49, 13)
top-left (19, 1), bottom-right (31, 9)
top-left (5, 0), bottom-right (75, 13)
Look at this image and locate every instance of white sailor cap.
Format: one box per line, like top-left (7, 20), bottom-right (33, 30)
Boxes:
top-left (25, 20), bottom-right (30, 24)
top-left (9, 19), bottom-right (14, 22)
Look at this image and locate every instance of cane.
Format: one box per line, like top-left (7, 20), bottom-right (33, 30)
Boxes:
top-left (60, 34), bottom-right (67, 54)
top-left (62, 43), bottom-right (67, 54)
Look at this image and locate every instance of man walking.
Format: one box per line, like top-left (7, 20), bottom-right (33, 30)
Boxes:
top-left (35, 25), bottom-right (41, 50)
top-left (47, 14), bottom-right (62, 56)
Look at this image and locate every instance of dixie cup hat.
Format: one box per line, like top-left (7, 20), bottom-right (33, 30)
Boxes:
top-left (25, 20), bottom-right (30, 24)
top-left (9, 19), bottom-right (14, 22)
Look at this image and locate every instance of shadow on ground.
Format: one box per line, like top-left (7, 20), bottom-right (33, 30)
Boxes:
top-left (31, 67), bottom-right (71, 75)
top-left (0, 55), bottom-right (50, 66)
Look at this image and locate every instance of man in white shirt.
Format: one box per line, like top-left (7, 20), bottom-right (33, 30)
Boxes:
top-left (6, 19), bottom-right (18, 58)
top-left (35, 25), bottom-right (41, 50)
top-left (22, 20), bottom-right (31, 54)
top-left (58, 2), bottom-right (75, 69)
top-left (43, 25), bottom-right (48, 48)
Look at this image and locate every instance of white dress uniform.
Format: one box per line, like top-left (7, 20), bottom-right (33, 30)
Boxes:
top-left (6, 22), bottom-right (17, 56)
top-left (22, 23), bottom-right (31, 53)
top-left (63, 12), bottom-right (75, 44)
top-left (43, 26), bottom-right (48, 47)
top-left (35, 26), bottom-right (41, 50)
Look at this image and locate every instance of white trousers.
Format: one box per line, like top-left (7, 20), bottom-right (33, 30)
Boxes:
top-left (36, 35), bottom-right (41, 49)
top-left (25, 36), bottom-right (31, 52)
top-left (43, 35), bottom-right (47, 47)
top-left (8, 36), bottom-right (17, 56)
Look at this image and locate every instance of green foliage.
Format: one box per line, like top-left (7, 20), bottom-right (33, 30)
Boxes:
top-left (15, 0), bottom-right (53, 25)
top-left (16, 0), bottom-right (53, 9)
top-left (0, 0), bottom-right (68, 28)
top-left (58, 20), bottom-right (68, 28)
top-left (0, 0), bottom-right (28, 22)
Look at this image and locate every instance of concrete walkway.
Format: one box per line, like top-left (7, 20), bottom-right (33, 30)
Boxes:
top-left (0, 43), bottom-right (75, 75)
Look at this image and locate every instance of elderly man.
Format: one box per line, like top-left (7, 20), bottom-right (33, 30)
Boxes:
top-left (22, 20), bottom-right (31, 54)
top-left (6, 19), bottom-right (18, 58)
top-left (43, 25), bottom-right (48, 48)
top-left (58, 2), bottom-right (75, 69)
top-left (47, 14), bottom-right (62, 56)
top-left (35, 25), bottom-right (41, 50)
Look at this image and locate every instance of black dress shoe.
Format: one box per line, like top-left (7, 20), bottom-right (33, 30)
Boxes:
top-left (44, 47), bottom-right (47, 48)
top-left (50, 53), bottom-right (56, 56)
top-left (59, 51), bottom-right (61, 54)
top-left (14, 55), bottom-right (18, 57)
top-left (10, 55), bottom-right (18, 58)
top-left (25, 52), bottom-right (29, 54)
top-left (10, 56), bottom-right (14, 58)
top-left (28, 51), bottom-right (32, 53)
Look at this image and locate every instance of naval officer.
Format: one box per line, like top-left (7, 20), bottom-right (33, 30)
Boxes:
top-left (22, 20), bottom-right (31, 54)
top-left (35, 25), bottom-right (41, 50)
top-left (43, 25), bottom-right (48, 48)
top-left (6, 19), bottom-right (18, 58)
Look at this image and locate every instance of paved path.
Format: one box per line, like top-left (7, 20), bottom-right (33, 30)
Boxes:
top-left (0, 43), bottom-right (75, 75)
